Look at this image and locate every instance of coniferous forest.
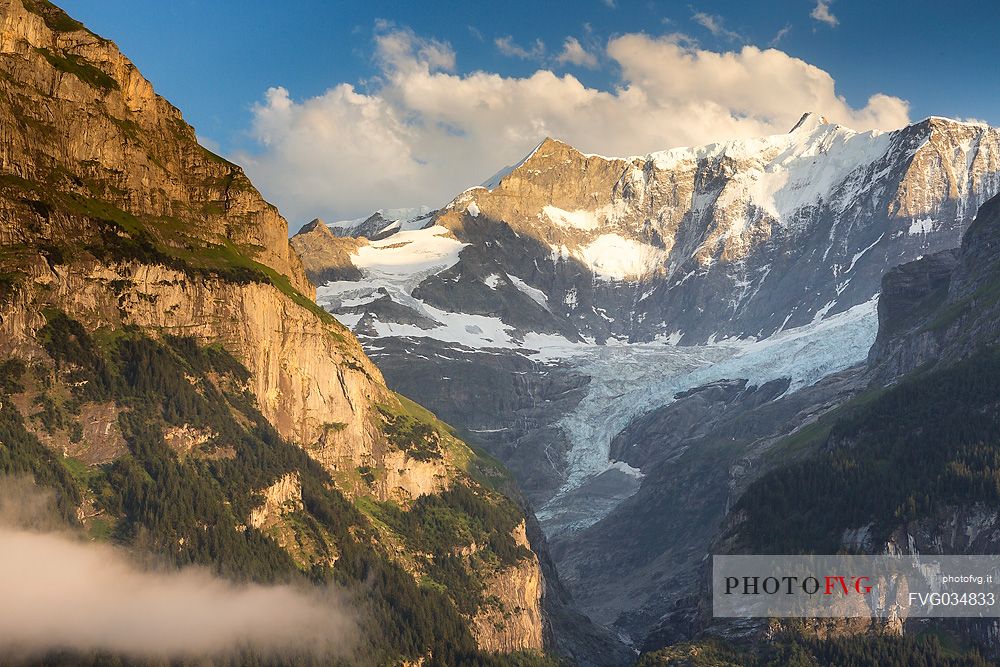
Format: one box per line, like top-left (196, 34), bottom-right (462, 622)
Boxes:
top-left (0, 312), bottom-right (557, 667)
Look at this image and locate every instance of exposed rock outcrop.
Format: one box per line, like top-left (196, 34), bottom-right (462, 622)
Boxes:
top-left (291, 219), bottom-right (365, 283)
top-left (249, 472), bottom-right (303, 530)
top-left (869, 192), bottom-right (1000, 380)
top-left (472, 521), bottom-right (544, 653)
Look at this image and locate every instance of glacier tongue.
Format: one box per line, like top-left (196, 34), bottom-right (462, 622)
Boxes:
top-left (534, 297), bottom-right (879, 536)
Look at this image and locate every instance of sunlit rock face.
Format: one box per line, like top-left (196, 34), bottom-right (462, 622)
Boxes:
top-left (0, 0), bottom-right (311, 294)
top-left (425, 114), bottom-right (1000, 345)
top-left (0, 0), bottom-right (565, 658)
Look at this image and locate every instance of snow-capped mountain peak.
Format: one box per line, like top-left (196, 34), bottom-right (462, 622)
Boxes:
top-left (788, 111), bottom-right (830, 133)
top-left (303, 115), bottom-right (1000, 348)
top-left (327, 206), bottom-right (435, 240)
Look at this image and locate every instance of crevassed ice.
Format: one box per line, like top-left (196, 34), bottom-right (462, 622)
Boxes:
top-left (536, 297), bottom-right (880, 533)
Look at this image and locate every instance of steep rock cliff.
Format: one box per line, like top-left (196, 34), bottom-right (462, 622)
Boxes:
top-left (0, 0), bottom-right (310, 294)
top-left (869, 192), bottom-right (1000, 380)
top-left (0, 1), bottom-right (551, 661)
top-left (472, 521), bottom-right (545, 653)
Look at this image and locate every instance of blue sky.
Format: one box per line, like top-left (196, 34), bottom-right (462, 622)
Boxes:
top-left (57, 0), bottom-right (1000, 222)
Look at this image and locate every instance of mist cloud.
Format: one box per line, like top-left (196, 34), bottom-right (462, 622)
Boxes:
top-left (0, 478), bottom-right (357, 661)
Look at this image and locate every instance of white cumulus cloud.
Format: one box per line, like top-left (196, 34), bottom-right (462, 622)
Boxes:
top-left (691, 12), bottom-right (742, 41)
top-left (235, 27), bottom-right (909, 223)
top-left (495, 35), bottom-right (545, 60)
top-left (556, 37), bottom-right (599, 68)
top-left (811, 1), bottom-right (839, 27)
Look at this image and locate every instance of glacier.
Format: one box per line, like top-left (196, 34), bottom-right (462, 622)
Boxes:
top-left (532, 297), bottom-right (879, 534)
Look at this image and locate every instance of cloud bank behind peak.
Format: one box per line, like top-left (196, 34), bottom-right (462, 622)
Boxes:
top-left (236, 28), bottom-right (909, 222)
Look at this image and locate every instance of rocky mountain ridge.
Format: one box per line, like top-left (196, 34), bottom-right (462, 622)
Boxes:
top-left (0, 0), bottom-right (310, 293)
top-left (305, 112), bottom-right (1000, 347)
